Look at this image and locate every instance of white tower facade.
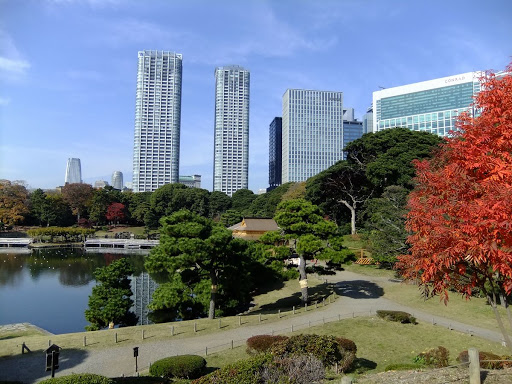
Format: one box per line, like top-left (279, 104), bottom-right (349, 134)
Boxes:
top-left (111, 171), bottom-right (124, 190)
top-left (65, 158), bottom-right (82, 184)
top-left (282, 89), bottom-right (344, 183)
top-left (132, 50), bottom-right (182, 192)
top-left (213, 66), bottom-right (250, 196)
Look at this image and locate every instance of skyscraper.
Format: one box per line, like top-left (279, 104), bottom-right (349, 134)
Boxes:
top-left (268, 117), bottom-right (282, 191)
top-left (342, 109), bottom-right (363, 160)
top-left (111, 171), bottom-right (123, 190)
top-left (65, 158), bottom-right (82, 184)
top-left (282, 89), bottom-right (344, 183)
top-left (132, 50), bottom-right (182, 192)
top-left (362, 106), bottom-right (373, 134)
top-left (372, 71), bottom-right (481, 136)
top-left (213, 66), bottom-right (250, 196)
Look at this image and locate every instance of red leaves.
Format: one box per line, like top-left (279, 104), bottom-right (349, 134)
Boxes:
top-left (397, 64), bottom-right (512, 298)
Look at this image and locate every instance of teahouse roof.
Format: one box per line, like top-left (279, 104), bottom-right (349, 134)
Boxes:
top-left (228, 218), bottom-right (279, 232)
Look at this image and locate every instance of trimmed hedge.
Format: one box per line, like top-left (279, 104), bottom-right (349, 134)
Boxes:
top-left (376, 310), bottom-right (417, 324)
top-left (149, 355), bottom-right (206, 379)
top-left (39, 374), bottom-right (113, 384)
top-left (457, 350), bottom-right (506, 369)
top-left (270, 334), bottom-right (357, 371)
top-left (27, 227), bottom-right (95, 242)
top-left (192, 354), bottom-right (273, 384)
top-left (246, 334), bottom-right (289, 354)
top-left (414, 346), bottom-right (449, 368)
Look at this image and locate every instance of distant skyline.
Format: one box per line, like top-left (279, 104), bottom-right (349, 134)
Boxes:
top-left (1, 0), bottom-right (511, 191)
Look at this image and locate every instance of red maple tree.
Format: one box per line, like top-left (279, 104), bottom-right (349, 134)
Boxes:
top-left (396, 64), bottom-right (512, 351)
top-left (106, 202), bottom-right (126, 226)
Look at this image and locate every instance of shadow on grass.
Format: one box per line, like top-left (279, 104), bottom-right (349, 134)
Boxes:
top-left (350, 357), bottom-right (378, 374)
top-left (336, 280), bottom-right (384, 299)
top-left (254, 283), bottom-right (335, 313)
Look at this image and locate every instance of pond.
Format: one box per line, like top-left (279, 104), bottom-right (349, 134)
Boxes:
top-left (0, 248), bottom-right (158, 334)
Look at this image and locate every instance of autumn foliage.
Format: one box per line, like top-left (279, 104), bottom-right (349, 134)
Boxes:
top-left (396, 63), bottom-right (512, 349)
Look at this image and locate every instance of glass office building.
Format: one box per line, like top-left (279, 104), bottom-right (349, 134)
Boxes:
top-left (373, 72), bottom-right (481, 136)
top-left (132, 50), bottom-right (182, 192)
top-left (65, 158), bottom-right (82, 184)
top-left (213, 66), bottom-right (250, 197)
top-left (282, 89), bottom-right (344, 183)
top-left (111, 171), bottom-right (123, 190)
top-left (268, 117), bottom-right (282, 190)
top-left (362, 106), bottom-right (373, 134)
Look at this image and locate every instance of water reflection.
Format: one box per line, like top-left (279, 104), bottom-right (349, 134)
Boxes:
top-left (0, 248), bottom-right (157, 334)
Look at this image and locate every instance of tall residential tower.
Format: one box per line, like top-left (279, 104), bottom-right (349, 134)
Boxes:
top-left (132, 50), bottom-right (183, 192)
top-left (65, 158), bottom-right (82, 184)
top-left (213, 66), bottom-right (250, 196)
top-left (282, 89), bottom-right (344, 183)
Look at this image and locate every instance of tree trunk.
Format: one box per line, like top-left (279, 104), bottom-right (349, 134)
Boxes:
top-left (298, 255), bottom-right (308, 304)
top-left (209, 271), bottom-right (217, 320)
top-left (350, 206), bottom-right (356, 235)
top-left (499, 291), bottom-right (512, 331)
top-left (487, 292), bottom-right (512, 354)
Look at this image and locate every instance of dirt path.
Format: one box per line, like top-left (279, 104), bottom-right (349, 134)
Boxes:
top-left (0, 269), bottom-right (505, 383)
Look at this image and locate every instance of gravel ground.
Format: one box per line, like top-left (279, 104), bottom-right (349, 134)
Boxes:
top-left (355, 367), bottom-right (512, 383)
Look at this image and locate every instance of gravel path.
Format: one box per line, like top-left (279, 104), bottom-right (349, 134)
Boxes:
top-left (0, 270), bottom-right (505, 383)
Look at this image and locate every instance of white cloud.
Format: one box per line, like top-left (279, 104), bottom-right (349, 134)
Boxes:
top-left (0, 31), bottom-right (30, 80)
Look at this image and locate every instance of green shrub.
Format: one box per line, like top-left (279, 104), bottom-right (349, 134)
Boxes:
top-left (150, 355), bottom-right (206, 379)
top-left (262, 355), bottom-right (325, 384)
top-left (457, 350), bottom-right (505, 369)
top-left (246, 334), bottom-right (289, 354)
top-left (413, 346), bottom-right (449, 368)
top-left (270, 334), bottom-right (356, 371)
top-left (384, 363), bottom-right (422, 371)
top-left (39, 374), bottom-right (113, 384)
top-left (376, 310), bottom-right (417, 324)
top-left (192, 354), bottom-right (273, 384)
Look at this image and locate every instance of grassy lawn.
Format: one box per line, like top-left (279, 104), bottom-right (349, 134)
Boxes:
top-left (203, 317), bottom-right (509, 376)
top-left (343, 263), bottom-right (512, 335)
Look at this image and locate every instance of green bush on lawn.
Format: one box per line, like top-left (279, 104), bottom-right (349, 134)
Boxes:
top-left (150, 355), bottom-right (206, 379)
top-left (376, 310), bottom-right (417, 324)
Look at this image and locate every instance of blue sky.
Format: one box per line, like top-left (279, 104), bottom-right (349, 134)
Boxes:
top-left (0, 0), bottom-right (511, 192)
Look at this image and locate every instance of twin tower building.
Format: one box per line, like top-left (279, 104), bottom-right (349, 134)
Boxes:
top-left (132, 50), bottom-right (353, 196)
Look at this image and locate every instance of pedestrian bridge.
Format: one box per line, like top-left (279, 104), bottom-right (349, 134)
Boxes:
top-left (0, 238), bottom-right (33, 248)
top-left (84, 238), bottom-right (159, 250)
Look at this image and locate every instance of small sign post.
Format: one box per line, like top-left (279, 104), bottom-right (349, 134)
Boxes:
top-left (133, 347), bottom-right (139, 373)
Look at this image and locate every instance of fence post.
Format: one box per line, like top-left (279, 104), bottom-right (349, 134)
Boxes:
top-left (315, 301), bottom-right (318, 309)
top-left (291, 324), bottom-right (293, 332)
top-left (194, 322), bottom-right (197, 333)
top-left (323, 298), bottom-right (325, 307)
top-left (278, 309), bottom-right (281, 319)
top-left (171, 326), bottom-right (174, 336)
top-left (231, 340), bottom-right (234, 349)
top-left (293, 306), bottom-right (295, 314)
top-left (305, 303), bottom-right (308, 312)
top-left (219, 319), bottom-right (222, 329)
top-left (115, 333), bottom-right (117, 343)
top-left (338, 314), bottom-right (341, 321)
top-left (238, 316), bottom-right (242, 326)
top-left (142, 329), bottom-right (145, 340)
top-left (259, 313), bottom-right (261, 323)
top-left (83, 336), bottom-right (86, 347)
top-left (205, 346), bottom-right (208, 356)
top-left (468, 348), bottom-right (481, 384)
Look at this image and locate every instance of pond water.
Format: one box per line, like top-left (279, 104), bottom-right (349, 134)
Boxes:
top-left (0, 248), bottom-right (158, 334)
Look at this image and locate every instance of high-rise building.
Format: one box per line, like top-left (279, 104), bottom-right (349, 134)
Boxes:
top-left (362, 106), bottom-right (373, 134)
top-left (94, 180), bottom-right (108, 189)
top-left (132, 50), bottom-right (183, 192)
top-left (282, 89), bottom-right (344, 183)
top-left (111, 171), bottom-right (123, 190)
top-left (372, 71), bottom-right (483, 136)
top-left (342, 109), bottom-right (363, 160)
top-left (65, 158), bottom-right (82, 184)
top-left (268, 117), bottom-right (282, 191)
top-left (213, 65), bottom-right (250, 196)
